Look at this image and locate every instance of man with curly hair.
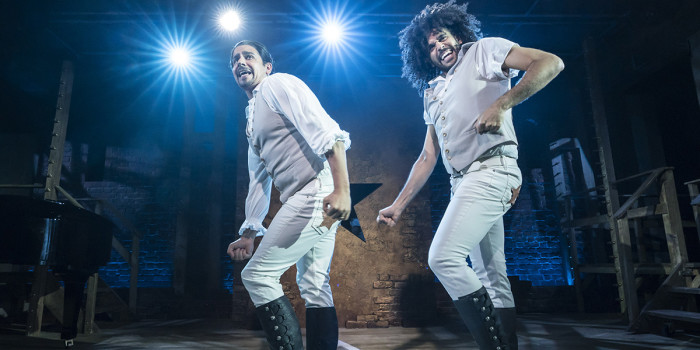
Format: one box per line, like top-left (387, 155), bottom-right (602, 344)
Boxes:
top-left (377, 1), bottom-right (564, 349)
top-left (227, 40), bottom-right (351, 350)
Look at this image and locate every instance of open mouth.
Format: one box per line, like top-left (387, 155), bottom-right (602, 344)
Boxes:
top-left (237, 69), bottom-right (252, 78)
top-left (440, 49), bottom-right (453, 62)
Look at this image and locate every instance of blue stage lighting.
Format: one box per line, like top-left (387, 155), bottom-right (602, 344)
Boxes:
top-left (168, 47), bottom-right (192, 67)
top-left (218, 9), bottom-right (241, 32)
top-left (293, 1), bottom-right (365, 64)
top-left (321, 21), bottom-right (345, 45)
top-left (112, 4), bottom-right (219, 117)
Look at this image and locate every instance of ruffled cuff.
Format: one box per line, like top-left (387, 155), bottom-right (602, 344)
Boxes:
top-left (238, 220), bottom-right (266, 237)
top-left (318, 130), bottom-right (351, 156)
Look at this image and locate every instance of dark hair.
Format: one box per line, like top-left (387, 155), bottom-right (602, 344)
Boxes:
top-left (398, 1), bottom-right (481, 95)
top-left (229, 40), bottom-right (274, 70)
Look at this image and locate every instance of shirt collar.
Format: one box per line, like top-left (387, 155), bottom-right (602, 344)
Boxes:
top-left (426, 42), bottom-right (473, 90)
top-left (249, 74), bottom-right (272, 101)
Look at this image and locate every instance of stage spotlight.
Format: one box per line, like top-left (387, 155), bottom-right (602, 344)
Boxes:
top-left (168, 47), bottom-right (192, 67)
top-left (218, 10), bottom-right (241, 32)
top-left (321, 22), bottom-right (344, 45)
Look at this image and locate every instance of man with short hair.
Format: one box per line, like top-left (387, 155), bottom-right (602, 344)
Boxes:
top-left (227, 40), bottom-right (351, 350)
top-left (377, 2), bottom-right (564, 349)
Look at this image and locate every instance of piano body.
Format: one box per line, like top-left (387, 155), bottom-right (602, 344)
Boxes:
top-left (0, 194), bottom-right (114, 342)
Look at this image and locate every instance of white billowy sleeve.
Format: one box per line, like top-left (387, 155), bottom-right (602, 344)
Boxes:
top-left (474, 37), bottom-right (521, 81)
top-left (259, 73), bottom-right (351, 155)
top-left (238, 146), bottom-right (272, 237)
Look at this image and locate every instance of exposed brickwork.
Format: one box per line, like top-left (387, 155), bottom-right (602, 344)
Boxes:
top-left (347, 272), bottom-right (438, 328)
top-left (31, 77), bottom-right (574, 326)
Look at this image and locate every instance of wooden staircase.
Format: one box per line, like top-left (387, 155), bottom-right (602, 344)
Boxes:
top-left (630, 262), bottom-right (700, 335)
top-left (560, 41), bottom-right (700, 336)
top-left (633, 179), bottom-right (700, 335)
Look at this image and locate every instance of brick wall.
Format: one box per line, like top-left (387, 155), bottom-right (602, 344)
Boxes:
top-left (39, 76), bottom-right (574, 323)
top-left (50, 141), bottom-right (181, 288)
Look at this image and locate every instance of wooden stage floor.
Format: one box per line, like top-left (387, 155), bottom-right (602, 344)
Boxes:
top-left (1, 313), bottom-right (699, 349)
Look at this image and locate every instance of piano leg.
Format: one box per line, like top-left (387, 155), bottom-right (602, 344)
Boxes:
top-left (60, 271), bottom-right (90, 342)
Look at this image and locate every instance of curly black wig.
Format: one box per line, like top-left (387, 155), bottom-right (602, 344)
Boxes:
top-left (398, 1), bottom-right (482, 95)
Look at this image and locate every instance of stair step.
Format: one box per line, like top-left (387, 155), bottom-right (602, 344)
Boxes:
top-left (670, 287), bottom-right (700, 295)
top-left (646, 310), bottom-right (700, 324)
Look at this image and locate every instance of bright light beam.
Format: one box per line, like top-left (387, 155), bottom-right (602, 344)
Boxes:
top-left (117, 4), bottom-right (218, 118)
top-left (321, 21), bottom-right (344, 45)
top-left (218, 10), bottom-right (241, 32)
top-left (168, 47), bottom-right (192, 67)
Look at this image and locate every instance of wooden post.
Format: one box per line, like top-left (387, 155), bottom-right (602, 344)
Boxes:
top-left (44, 61), bottom-right (74, 202)
top-left (28, 60), bottom-right (75, 336)
top-left (82, 273), bottom-right (99, 334)
top-left (583, 38), bottom-right (637, 321)
top-left (686, 180), bottom-right (700, 245)
top-left (615, 217), bottom-right (639, 320)
top-left (659, 169), bottom-right (688, 266)
top-left (690, 30), bottom-right (700, 111)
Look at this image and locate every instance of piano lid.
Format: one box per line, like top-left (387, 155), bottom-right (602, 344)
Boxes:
top-left (0, 195), bottom-right (114, 270)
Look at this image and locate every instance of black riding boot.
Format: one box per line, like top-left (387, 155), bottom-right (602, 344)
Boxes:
top-left (453, 286), bottom-right (507, 350)
top-left (255, 296), bottom-right (304, 350)
top-left (306, 307), bottom-right (339, 350)
top-left (495, 307), bottom-right (518, 350)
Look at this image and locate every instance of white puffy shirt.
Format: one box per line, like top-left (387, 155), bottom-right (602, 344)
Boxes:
top-left (238, 73), bottom-right (351, 236)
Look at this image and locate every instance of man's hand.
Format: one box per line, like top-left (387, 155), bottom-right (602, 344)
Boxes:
top-left (377, 205), bottom-right (401, 227)
top-left (509, 185), bottom-right (521, 205)
top-left (227, 237), bottom-right (255, 261)
top-left (323, 189), bottom-right (351, 221)
top-left (475, 105), bottom-right (506, 134)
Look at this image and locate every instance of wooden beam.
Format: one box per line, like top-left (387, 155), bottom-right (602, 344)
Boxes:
top-left (613, 168), bottom-right (668, 219)
top-left (28, 60), bottom-right (75, 337)
top-left (584, 38), bottom-right (636, 320)
top-left (659, 170), bottom-right (688, 266)
top-left (685, 179), bottom-right (700, 245)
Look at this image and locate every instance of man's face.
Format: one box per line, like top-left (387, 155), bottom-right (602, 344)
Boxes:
top-left (230, 45), bottom-right (272, 94)
top-left (427, 28), bottom-right (462, 72)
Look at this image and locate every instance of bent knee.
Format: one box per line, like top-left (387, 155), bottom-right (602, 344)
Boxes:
top-left (428, 253), bottom-right (448, 274)
top-left (428, 252), bottom-right (467, 276)
top-left (240, 266), bottom-right (257, 289)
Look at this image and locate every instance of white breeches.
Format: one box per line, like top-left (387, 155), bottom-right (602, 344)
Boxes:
top-left (428, 155), bottom-right (522, 308)
top-left (242, 165), bottom-right (339, 308)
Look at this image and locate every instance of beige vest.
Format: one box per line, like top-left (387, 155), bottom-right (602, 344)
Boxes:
top-left (424, 39), bottom-right (519, 174)
top-left (247, 94), bottom-right (325, 203)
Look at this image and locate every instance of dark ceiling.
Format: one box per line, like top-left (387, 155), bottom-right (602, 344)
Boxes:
top-left (3, 0), bottom-right (634, 82)
top-left (0, 0), bottom-right (683, 146)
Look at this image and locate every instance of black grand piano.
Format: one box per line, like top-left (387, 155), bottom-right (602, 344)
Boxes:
top-left (0, 194), bottom-right (114, 344)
